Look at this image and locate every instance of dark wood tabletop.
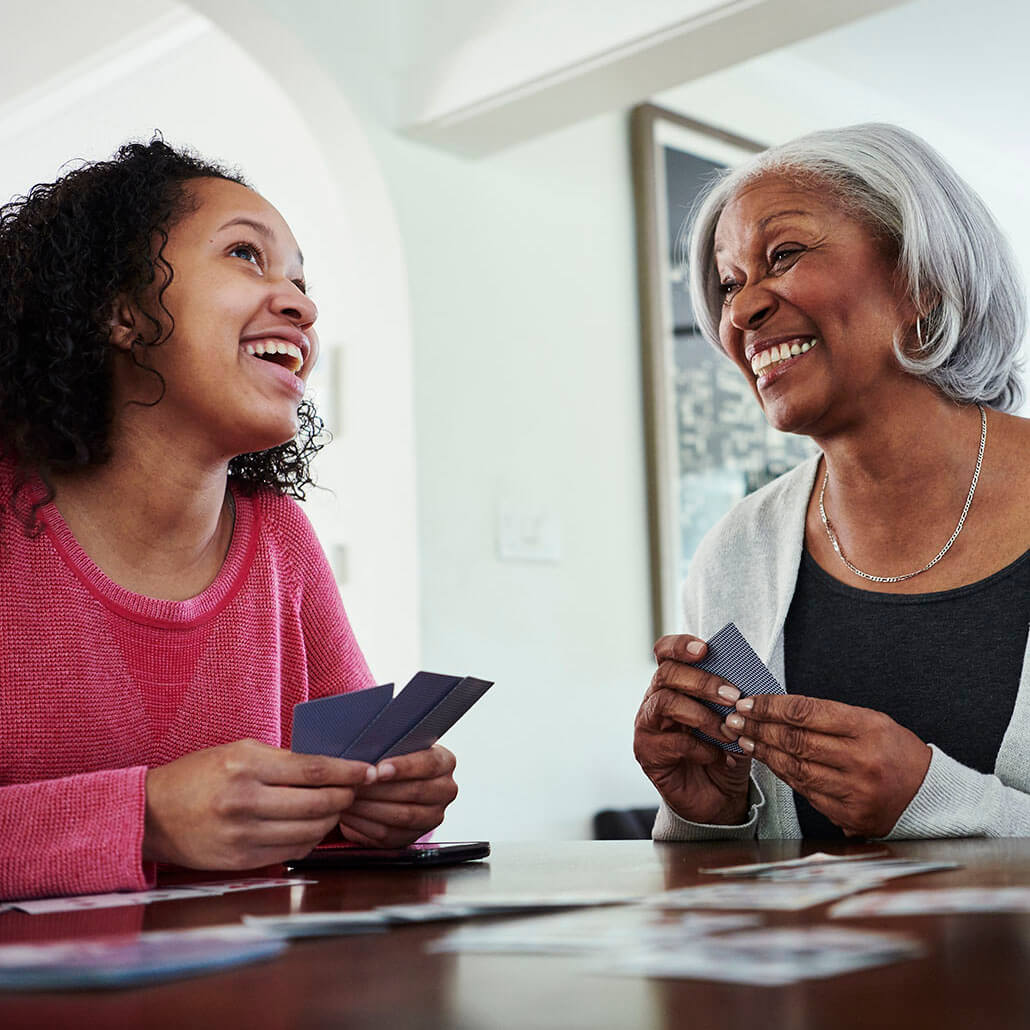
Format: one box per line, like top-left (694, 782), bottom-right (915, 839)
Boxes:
top-left (2, 838), bottom-right (1029, 1029)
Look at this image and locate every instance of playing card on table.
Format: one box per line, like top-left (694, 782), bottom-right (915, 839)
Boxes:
top-left (599, 925), bottom-right (921, 985)
top-left (429, 908), bottom-right (761, 956)
top-left (830, 887), bottom-right (1030, 918)
top-left (10, 878), bottom-right (313, 915)
top-left (693, 623), bottom-right (785, 754)
top-left (647, 880), bottom-right (872, 911)
top-left (0, 927), bottom-right (284, 990)
top-left (241, 912), bottom-right (389, 938)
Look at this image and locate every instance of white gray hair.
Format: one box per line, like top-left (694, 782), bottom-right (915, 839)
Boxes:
top-left (687, 122), bottom-right (1026, 411)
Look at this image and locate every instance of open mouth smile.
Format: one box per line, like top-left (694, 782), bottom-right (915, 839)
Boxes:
top-left (243, 339), bottom-right (305, 375)
top-left (750, 337), bottom-right (818, 379)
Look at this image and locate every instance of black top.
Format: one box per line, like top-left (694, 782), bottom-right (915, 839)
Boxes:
top-left (784, 547), bottom-right (1030, 838)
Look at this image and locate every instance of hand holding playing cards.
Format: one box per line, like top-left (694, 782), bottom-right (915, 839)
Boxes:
top-left (143, 739), bottom-right (376, 869)
top-left (722, 695), bottom-right (932, 837)
top-left (337, 745), bottom-right (458, 847)
top-left (634, 635), bottom-right (753, 826)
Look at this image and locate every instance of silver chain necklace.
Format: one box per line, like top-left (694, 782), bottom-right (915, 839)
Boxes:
top-left (818, 403), bottom-right (987, 584)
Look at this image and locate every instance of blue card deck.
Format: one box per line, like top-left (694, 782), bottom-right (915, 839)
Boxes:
top-left (291, 672), bottom-right (493, 763)
top-left (693, 622), bottom-right (785, 755)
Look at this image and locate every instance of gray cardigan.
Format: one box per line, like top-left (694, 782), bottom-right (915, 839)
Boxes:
top-left (654, 455), bottom-right (1030, 841)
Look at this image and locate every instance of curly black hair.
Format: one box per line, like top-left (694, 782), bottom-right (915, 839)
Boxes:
top-left (0, 135), bottom-right (325, 515)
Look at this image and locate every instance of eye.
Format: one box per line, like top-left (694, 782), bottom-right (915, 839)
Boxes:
top-left (770, 245), bottom-right (804, 269)
top-left (229, 241), bottom-right (264, 269)
top-left (291, 278), bottom-right (308, 295)
top-left (718, 278), bottom-right (741, 304)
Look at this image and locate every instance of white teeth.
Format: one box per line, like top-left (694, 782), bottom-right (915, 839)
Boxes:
top-left (751, 338), bottom-right (818, 378)
top-left (243, 339), bottom-right (305, 373)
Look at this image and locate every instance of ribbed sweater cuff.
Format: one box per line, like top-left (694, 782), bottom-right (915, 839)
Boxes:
top-left (0, 766), bottom-right (151, 900)
top-left (887, 744), bottom-right (991, 839)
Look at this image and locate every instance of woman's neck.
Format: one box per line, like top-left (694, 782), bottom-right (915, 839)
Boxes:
top-left (803, 382), bottom-right (1011, 591)
top-left (46, 429), bottom-right (235, 601)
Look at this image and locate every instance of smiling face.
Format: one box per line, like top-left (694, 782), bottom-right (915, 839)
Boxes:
top-left (713, 175), bottom-right (914, 436)
top-left (114, 176), bottom-right (319, 461)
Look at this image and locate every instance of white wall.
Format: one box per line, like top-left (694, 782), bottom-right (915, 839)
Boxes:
top-left (0, 8), bottom-right (420, 677)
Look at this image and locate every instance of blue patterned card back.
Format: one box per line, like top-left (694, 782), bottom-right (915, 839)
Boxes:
top-left (694, 622), bottom-right (785, 755)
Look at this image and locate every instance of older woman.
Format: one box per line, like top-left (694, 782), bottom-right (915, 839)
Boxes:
top-left (0, 140), bottom-right (458, 899)
top-left (634, 123), bottom-right (1030, 840)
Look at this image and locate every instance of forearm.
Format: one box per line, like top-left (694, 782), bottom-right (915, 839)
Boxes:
top-left (0, 767), bottom-right (153, 900)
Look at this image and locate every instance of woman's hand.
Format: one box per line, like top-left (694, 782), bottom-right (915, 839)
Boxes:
top-left (143, 739), bottom-right (375, 869)
top-left (722, 695), bottom-right (932, 837)
top-left (337, 745), bottom-right (458, 848)
top-left (633, 635), bottom-right (754, 826)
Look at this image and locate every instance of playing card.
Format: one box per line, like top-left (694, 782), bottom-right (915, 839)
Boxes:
top-left (647, 881), bottom-right (871, 911)
top-left (10, 878), bottom-right (313, 915)
top-left (343, 673), bottom-right (493, 763)
top-left (693, 623), bottom-right (785, 754)
top-left (290, 682), bottom-right (394, 756)
top-left (241, 912), bottom-right (388, 938)
top-left (599, 926), bottom-right (921, 985)
top-left (428, 908), bottom-right (761, 956)
top-left (830, 887), bottom-right (1030, 918)
top-left (699, 850), bottom-right (889, 877)
top-left (0, 927), bottom-right (284, 990)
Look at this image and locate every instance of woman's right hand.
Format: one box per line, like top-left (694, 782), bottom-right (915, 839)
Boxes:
top-left (633, 634), bottom-right (753, 825)
top-left (142, 739), bottom-right (376, 870)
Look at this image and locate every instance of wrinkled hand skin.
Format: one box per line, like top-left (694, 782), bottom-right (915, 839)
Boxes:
top-left (633, 634), bottom-right (753, 826)
top-left (143, 738), bottom-right (375, 870)
top-left (723, 694), bottom-right (932, 838)
top-left (337, 745), bottom-right (459, 848)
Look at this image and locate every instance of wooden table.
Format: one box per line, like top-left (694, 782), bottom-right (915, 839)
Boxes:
top-left (2, 839), bottom-right (1029, 1029)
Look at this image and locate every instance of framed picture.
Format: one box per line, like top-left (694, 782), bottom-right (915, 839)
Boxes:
top-left (631, 103), bottom-right (815, 639)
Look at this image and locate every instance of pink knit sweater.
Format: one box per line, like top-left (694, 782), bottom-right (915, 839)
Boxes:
top-left (0, 458), bottom-right (374, 900)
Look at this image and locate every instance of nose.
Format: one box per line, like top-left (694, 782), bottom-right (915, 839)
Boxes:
top-left (272, 280), bottom-right (318, 331)
top-left (727, 281), bottom-right (776, 332)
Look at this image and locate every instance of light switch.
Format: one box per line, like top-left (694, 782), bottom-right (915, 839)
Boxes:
top-left (496, 501), bottom-right (561, 562)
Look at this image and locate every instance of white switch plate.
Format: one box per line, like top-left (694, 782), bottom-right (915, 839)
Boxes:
top-left (496, 502), bottom-right (561, 562)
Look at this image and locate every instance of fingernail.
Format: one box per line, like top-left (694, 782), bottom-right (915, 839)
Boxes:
top-left (364, 767), bottom-right (378, 784)
top-left (686, 640), bottom-right (705, 656)
top-left (376, 762), bottom-right (396, 781)
top-left (736, 697), bottom-right (754, 712)
top-left (726, 713), bottom-right (745, 730)
top-left (720, 721), bottom-right (738, 740)
top-left (717, 684), bottom-right (740, 703)
top-left (725, 755), bottom-right (737, 769)
top-left (738, 736), bottom-right (755, 754)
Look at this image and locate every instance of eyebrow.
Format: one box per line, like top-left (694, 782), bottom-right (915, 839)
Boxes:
top-left (757, 209), bottom-right (813, 230)
top-left (714, 209), bottom-right (815, 257)
top-left (218, 216), bottom-right (304, 266)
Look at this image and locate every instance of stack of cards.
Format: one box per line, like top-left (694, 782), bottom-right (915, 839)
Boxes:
top-left (693, 623), bottom-right (785, 754)
top-left (291, 672), bottom-right (493, 761)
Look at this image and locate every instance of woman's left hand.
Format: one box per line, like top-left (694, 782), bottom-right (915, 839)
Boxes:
top-left (336, 745), bottom-right (458, 847)
top-left (722, 695), bottom-right (932, 838)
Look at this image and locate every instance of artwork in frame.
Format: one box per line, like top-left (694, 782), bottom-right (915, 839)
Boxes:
top-left (631, 103), bottom-right (815, 639)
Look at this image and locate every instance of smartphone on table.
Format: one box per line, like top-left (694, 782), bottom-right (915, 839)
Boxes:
top-left (285, 841), bottom-right (490, 870)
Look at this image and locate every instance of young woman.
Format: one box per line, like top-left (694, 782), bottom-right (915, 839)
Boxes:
top-left (0, 139), bottom-right (457, 899)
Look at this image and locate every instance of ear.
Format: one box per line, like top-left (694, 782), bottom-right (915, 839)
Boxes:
top-left (108, 296), bottom-right (138, 352)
